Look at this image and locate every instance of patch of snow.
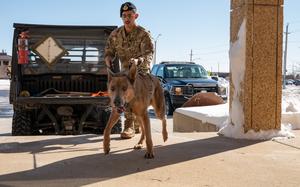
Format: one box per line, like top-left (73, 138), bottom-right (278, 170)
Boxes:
top-left (0, 79), bottom-right (13, 117)
top-left (175, 104), bottom-right (228, 129)
top-left (0, 79), bottom-right (10, 90)
top-left (218, 19), bottom-right (247, 138)
top-left (218, 120), bottom-right (294, 140)
top-left (282, 85), bottom-right (300, 113)
top-left (281, 113), bottom-right (300, 130)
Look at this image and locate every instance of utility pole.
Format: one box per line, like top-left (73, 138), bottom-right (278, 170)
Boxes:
top-left (153, 34), bottom-right (162, 65)
top-left (283, 23), bottom-right (290, 89)
top-left (190, 49), bottom-right (193, 62)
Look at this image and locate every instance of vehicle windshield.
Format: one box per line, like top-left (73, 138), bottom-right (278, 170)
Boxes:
top-left (165, 65), bottom-right (208, 78)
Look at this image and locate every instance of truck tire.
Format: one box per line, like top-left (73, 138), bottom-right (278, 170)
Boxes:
top-left (12, 110), bottom-right (32, 136)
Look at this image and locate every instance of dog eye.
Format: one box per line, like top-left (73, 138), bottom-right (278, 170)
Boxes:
top-left (122, 86), bottom-right (127, 91)
top-left (111, 87), bottom-right (115, 91)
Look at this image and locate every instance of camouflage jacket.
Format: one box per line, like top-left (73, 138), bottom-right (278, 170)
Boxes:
top-left (104, 26), bottom-right (154, 72)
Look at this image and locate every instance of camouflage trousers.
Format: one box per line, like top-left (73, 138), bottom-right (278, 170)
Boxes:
top-left (124, 109), bottom-right (140, 132)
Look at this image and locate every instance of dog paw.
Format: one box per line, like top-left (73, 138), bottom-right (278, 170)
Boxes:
top-left (104, 147), bottom-right (110, 155)
top-left (163, 130), bottom-right (168, 142)
top-left (134, 144), bottom-right (143, 149)
top-left (163, 135), bottom-right (168, 142)
top-left (144, 152), bottom-right (154, 159)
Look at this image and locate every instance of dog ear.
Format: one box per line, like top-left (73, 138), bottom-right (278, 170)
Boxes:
top-left (128, 61), bottom-right (137, 84)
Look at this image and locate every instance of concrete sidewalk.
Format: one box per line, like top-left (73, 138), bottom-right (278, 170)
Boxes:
top-left (0, 118), bottom-right (299, 187)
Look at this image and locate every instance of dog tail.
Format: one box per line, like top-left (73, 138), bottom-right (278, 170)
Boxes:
top-left (152, 78), bottom-right (166, 119)
top-left (152, 77), bottom-right (168, 142)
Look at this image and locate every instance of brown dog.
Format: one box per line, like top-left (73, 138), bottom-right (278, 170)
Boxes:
top-left (103, 62), bottom-right (168, 159)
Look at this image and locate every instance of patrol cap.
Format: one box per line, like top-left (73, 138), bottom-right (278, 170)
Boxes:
top-left (120, 2), bottom-right (137, 17)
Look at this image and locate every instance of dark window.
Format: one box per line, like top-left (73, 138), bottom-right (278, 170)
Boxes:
top-left (166, 65), bottom-right (208, 78)
top-left (3, 61), bottom-right (9, 65)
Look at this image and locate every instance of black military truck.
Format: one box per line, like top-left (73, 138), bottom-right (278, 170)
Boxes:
top-left (9, 23), bottom-right (121, 135)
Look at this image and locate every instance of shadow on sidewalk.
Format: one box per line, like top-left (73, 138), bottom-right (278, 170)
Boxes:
top-left (0, 135), bottom-right (261, 186)
top-left (0, 135), bottom-right (122, 154)
top-left (0, 133), bottom-right (11, 136)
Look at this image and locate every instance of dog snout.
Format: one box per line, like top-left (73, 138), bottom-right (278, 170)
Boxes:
top-left (114, 96), bottom-right (122, 107)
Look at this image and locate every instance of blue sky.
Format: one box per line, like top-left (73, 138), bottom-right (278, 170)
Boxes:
top-left (0, 0), bottom-right (299, 73)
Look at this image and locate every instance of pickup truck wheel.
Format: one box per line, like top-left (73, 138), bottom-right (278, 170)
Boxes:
top-left (12, 110), bottom-right (32, 136)
top-left (165, 96), bottom-right (174, 115)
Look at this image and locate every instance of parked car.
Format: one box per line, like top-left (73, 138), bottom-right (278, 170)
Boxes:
top-left (285, 79), bottom-right (295, 85)
top-left (210, 76), bottom-right (229, 99)
top-left (294, 79), bottom-right (300, 86)
top-left (151, 61), bottom-right (224, 115)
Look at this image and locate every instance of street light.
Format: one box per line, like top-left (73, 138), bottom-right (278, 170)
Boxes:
top-left (153, 34), bottom-right (162, 65)
top-left (283, 23), bottom-right (290, 89)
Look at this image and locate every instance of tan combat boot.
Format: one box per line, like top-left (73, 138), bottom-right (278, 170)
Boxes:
top-left (121, 112), bottom-right (135, 139)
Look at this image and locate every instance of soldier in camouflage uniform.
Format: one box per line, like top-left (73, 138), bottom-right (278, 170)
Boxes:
top-left (104, 2), bottom-right (154, 139)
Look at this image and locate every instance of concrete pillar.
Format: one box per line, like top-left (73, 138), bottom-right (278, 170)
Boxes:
top-left (229, 0), bottom-right (283, 132)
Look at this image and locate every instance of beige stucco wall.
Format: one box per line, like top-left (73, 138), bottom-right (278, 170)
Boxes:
top-left (0, 61), bottom-right (11, 79)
